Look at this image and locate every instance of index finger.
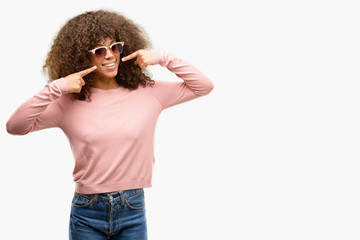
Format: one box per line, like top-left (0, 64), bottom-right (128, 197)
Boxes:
top-left (122, 50), bottom-right (139, 62)
top-left (78, 66), bottom-right (97, 77)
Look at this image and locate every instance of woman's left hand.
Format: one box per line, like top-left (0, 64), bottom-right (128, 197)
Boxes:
top-left (122, 50), bottom-right (153, 69)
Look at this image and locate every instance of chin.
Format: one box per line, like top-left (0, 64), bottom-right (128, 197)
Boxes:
top-left (108, 72), bottom-right (118, 78)
top-left (102, 70), bottom-right (118, 79)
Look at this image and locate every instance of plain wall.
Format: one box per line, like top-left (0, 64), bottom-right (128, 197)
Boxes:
top-left (1, 0), bottom-right (359, 239)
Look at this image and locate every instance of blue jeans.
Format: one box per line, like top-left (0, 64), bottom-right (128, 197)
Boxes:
top-left (69, 188), bottom-right (147, 240)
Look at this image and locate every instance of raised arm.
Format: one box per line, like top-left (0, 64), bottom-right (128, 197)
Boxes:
top-left (122, 49), bottom-right (214, 108)
top-left (6, 66), bottom-right (97, 135)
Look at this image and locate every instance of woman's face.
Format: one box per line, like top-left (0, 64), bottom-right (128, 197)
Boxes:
top-left (89, 38), bottom-right (121, 81)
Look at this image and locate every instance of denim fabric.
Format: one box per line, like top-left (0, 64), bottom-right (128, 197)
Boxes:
top-left (69, 188), bottom-right (147, 240)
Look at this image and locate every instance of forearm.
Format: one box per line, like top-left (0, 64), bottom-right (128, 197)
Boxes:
top-left (151, 50), bottom-right (214, 96)
top-left (6, 78), bottom-right (68, 135)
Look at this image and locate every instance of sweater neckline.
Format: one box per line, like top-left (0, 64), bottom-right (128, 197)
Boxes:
top-left (90, 87), bottom-right (124, 93)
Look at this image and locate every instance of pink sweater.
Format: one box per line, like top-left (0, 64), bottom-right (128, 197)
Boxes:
top-left (6, 50), bottom-right (213, 194)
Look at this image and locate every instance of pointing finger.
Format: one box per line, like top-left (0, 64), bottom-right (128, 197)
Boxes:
top-left (122, 50), bottom-right (139, 62)
top-left (78, 66), bottom-right (97, 77)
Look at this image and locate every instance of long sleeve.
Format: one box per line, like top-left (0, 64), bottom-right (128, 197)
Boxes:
top-left (150, 50), bottom-right (214, 109)
top-left (6, 78), bottom-right (68, 135)
top-left (5, 51), bottom-right (213, 193)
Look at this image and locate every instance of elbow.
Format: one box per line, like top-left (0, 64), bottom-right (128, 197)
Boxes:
top-left (198, 79), bottom-right (214, 96)
top-left (6, 121), bottom-right (18, 135)
top-left (6, 120), bottom-right (15, 135)
top-left (6, 121), bottom-right (28, 136)
top-left (205, 81), bottom-right (214, 95)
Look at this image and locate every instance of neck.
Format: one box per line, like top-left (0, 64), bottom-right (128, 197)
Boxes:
top-left (93, 77), bottom-right (120, 90)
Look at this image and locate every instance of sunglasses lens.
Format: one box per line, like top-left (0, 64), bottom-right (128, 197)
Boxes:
top-left (94, 48), bottom-right (106, 58)
top-left (91, 43), bottom-right (123, 58)
top-left (111, 43), bottom-right (123, 54)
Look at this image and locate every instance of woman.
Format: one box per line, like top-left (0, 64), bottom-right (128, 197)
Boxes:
top-left (6, 9), bottom-right (213, 240)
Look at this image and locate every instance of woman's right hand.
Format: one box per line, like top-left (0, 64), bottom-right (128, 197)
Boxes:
top-left (64, 66), bottom-right (97, 93)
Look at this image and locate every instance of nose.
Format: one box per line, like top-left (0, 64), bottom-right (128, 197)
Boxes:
top-left (104, 46), bottom-right (115, 59)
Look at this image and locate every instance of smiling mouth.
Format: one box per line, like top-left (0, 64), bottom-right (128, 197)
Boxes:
top-left (102, 62), bottom-right (116, 68)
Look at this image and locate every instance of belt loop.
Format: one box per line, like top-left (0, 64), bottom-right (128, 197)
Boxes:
top-left (119, 191), bottom-right (125, 205)
top-left (93, 194), bottom-right (99, 204)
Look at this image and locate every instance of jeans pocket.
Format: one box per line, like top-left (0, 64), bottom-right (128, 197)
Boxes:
top-left (125, 191), bottom-right (145, 210)
top-left (72, 192), bottom-right (94, 208)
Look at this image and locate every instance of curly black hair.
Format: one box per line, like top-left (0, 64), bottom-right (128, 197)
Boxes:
top-left (43, 9), bottom-right (154, 100)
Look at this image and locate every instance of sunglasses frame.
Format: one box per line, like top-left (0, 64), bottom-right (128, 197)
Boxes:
top-left (88, 42), bottom-right (125, 58)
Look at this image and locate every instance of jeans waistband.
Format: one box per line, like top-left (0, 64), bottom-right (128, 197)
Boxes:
top-left (75, 188), bottom-right (143, 204)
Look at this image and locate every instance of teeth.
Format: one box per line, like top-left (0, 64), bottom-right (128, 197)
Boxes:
top-left (104, 63), bottom-right (115, 67)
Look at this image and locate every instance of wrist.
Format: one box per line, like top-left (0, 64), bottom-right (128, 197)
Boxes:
top-left (54, 78), bottom-right (69, 94)
top-left (151, 50), bottom-right (166, 66)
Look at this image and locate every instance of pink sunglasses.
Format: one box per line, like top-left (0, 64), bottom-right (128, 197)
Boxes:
top-left (89, 42), bottom-right (125, 59)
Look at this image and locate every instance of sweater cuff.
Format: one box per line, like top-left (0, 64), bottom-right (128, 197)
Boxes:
top-left (151, 50), bottom-right (166, 66)
top-left (52, 78), bottom-right (68, 94)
